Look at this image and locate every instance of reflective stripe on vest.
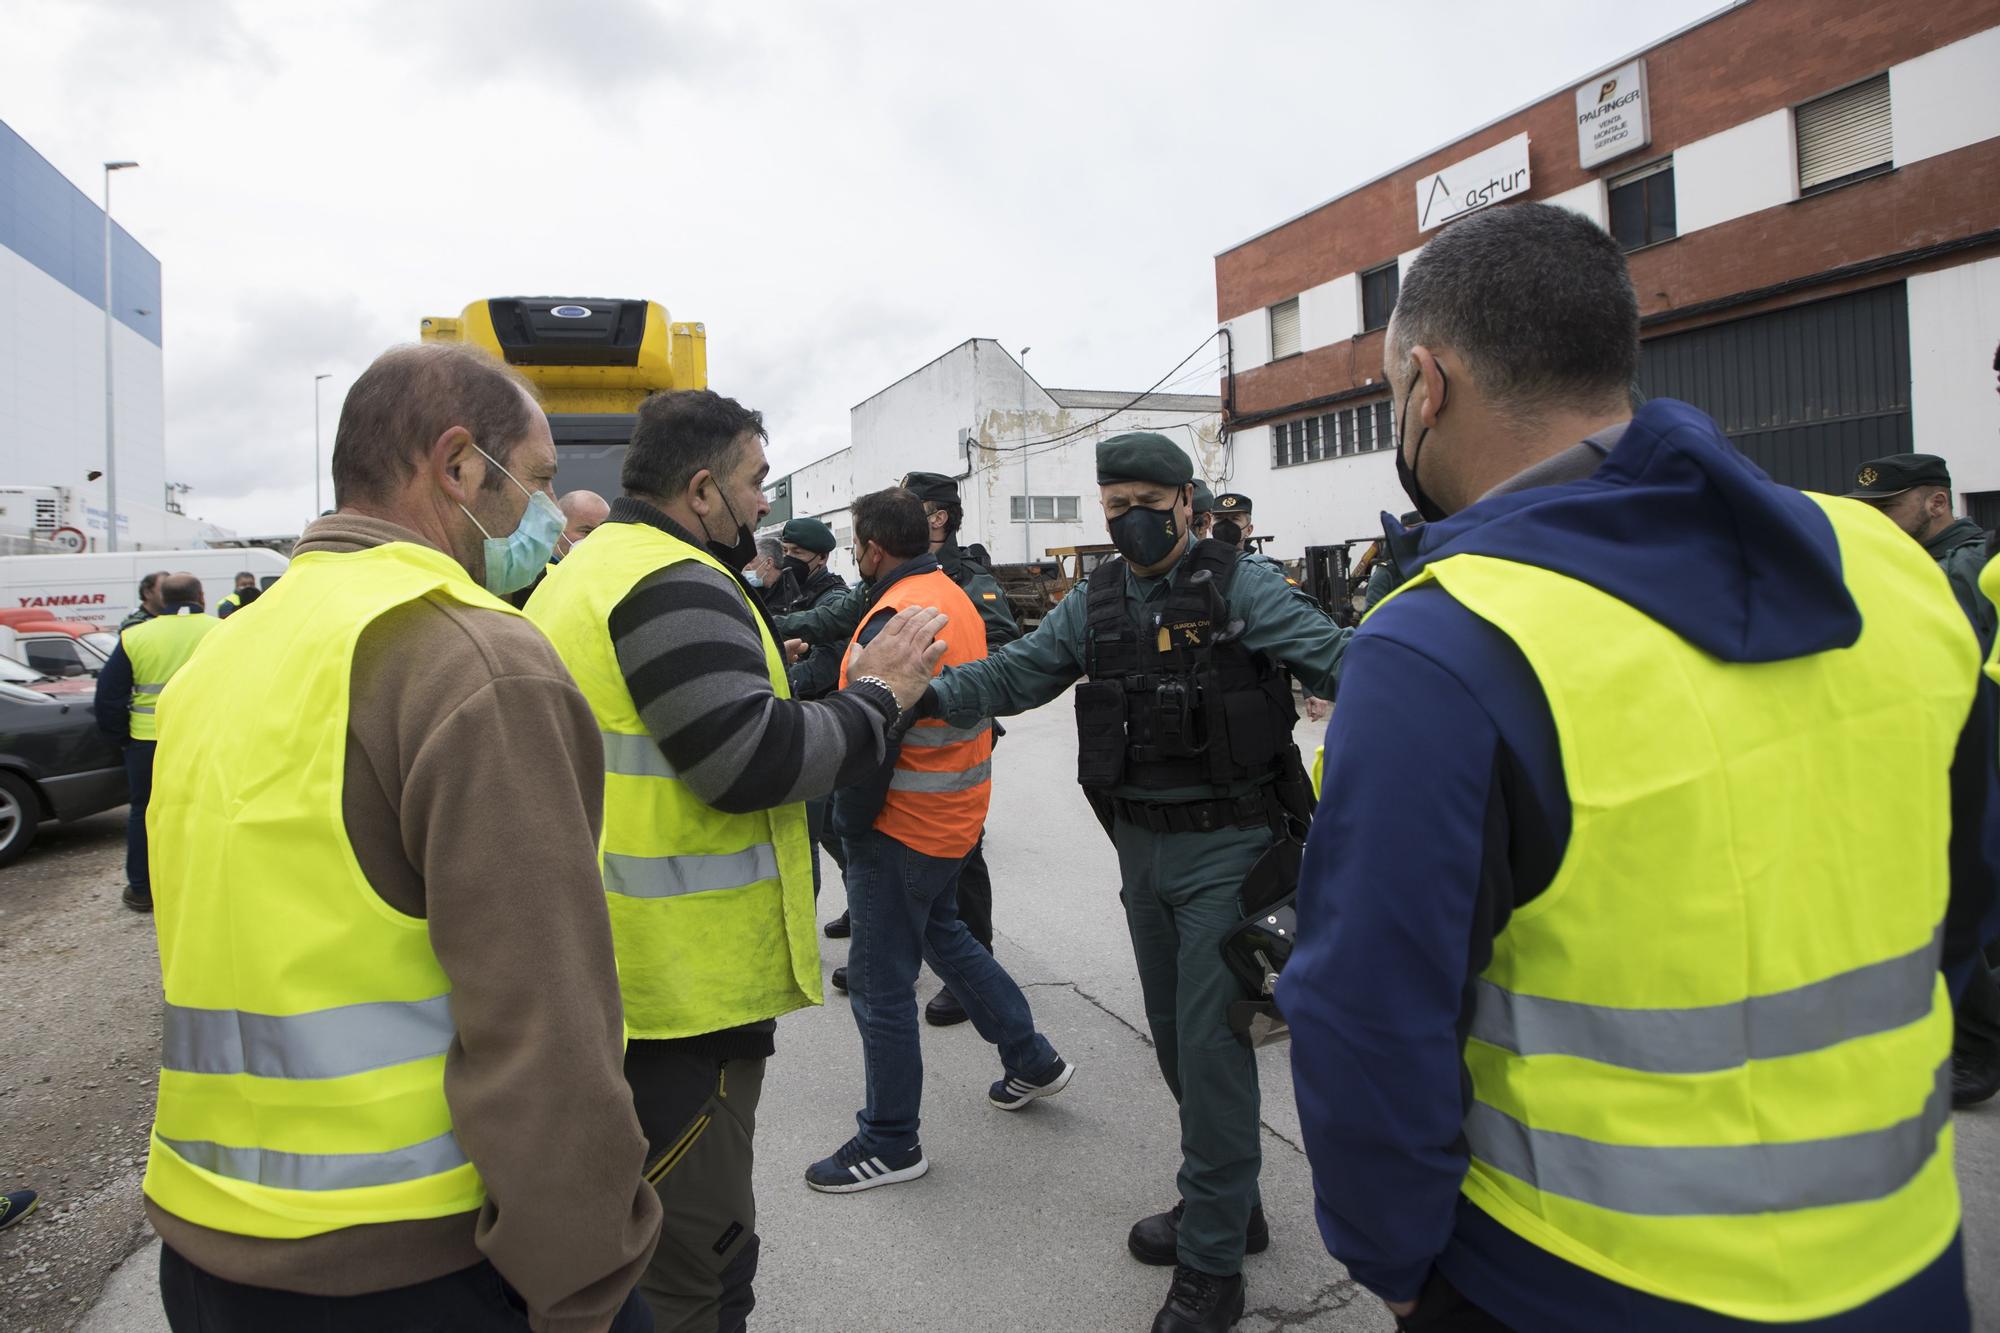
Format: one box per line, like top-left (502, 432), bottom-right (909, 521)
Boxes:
top-left (1470, 926), bottom-right (1943, 1074)
top-left (524, 519), bottom-right (820, 1040)
top-left (1465, 1060), bottom-right (1951, 1219)
top-left (840, 566), bottom-right (992, 860)
top-left (143, 544), bottom-right (503, 1239)
top-left (159, 1130), bottom-right (469, 1192)
top-left (1414, 493), bottom-right (1971, 1323)
top-left (603, 845), bottom-right (781, 899)
top-left (888, 759), bottom-right (993, 793)
top-left (122, 612), bottom-right (218, 740)
top-left (161, 994), bottom-right (455, 1080)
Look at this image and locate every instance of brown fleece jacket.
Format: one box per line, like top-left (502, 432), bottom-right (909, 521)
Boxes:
top-left (146, 515), bottom-right (660, 1333)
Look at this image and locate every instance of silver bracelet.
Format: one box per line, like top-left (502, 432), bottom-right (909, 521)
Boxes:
top-left (852, 674), bottom-right (905, 713)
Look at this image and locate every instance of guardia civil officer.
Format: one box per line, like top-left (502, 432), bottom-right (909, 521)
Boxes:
top-left (1847, 452), bottom-right (2000, 1109)
top-left (1283, 201), bottom-right (1993, 1332)
top-left (1212, 492), bottom-right (1297, 586)
top-left (779, 516), bottom-right (852, 900)
top-left (915, 432), bottom-right (1348, 1333)
top-left (1189, 480), bottom-right (1216, 540)
top-left (777, 471), bottom-right (1021, 1027)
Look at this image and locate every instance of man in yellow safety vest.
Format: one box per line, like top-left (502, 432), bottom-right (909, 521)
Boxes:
top-left (1281, 202), bottom-right (1997, 1332)
top-left (94, 571), bottom-right (214, 913)
top-left (141, 343), bottom-right (661, 1331)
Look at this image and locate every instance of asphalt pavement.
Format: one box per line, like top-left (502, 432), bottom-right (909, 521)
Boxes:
top-left (61, 692), bottom-right (2000, 1331)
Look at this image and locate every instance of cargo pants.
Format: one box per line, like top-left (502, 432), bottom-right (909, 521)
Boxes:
top-left (1112, 816), bottom-right (1269, 1277)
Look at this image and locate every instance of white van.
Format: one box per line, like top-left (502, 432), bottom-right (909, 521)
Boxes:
top-left (0, 549), bottom-right (289, 629)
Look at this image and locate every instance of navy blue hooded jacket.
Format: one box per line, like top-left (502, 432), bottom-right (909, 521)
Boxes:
top-left (1279, 399), bottom-right (1995, 1332)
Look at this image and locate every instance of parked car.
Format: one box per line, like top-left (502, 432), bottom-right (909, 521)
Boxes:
top-left (0, 622), bottom-right (111, 679)
top-left (0, 679), bottom-right (128, 866)
top-left (0, 652), bottom-right (95, 698)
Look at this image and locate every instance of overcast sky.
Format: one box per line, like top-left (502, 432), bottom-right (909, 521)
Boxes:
top-left (5, 0), bottom-right (1722, 535)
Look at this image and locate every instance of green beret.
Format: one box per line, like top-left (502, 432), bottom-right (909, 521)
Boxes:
top-left (1191, 480), bottom-right (1216, 514)
top-left (1097, 432), bottom-right (1193, 487)
top-left (780, 516), bottom-right (837, 554)
top-left (899, 471), bottom-right (962, 507)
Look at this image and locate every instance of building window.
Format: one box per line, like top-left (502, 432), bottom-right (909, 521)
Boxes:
top-left (1010, 495), bottom-right (1080, 522)
top-left (1607, 159), bottom-right (1676, 251)
top-left (1361, 263), bottom-right (1399, 333)
top-left (1796, 73), bottom-right (1891, 195)
top-left (1268, 297), bottom-right (1301, 360)
top-left (1272, 399), bottom-right (1395, 469)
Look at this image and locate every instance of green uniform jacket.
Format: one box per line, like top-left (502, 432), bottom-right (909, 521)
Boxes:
top-left (930, 541), bottom-right (1352, 800)
top-left (785, 567), bottom-right (851, 699)
top-left (1925, 517), bottom-right (1995, 653)
top-left (776, 539), bottom-right (1020, 651)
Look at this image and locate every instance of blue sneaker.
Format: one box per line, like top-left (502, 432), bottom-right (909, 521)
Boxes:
top-left (0, 1188), bottom-right (38, 1232)
top-left (804, 1137), bottom-right (929, 1194)
top-left (990, 1056), bottom-right (1075, 1110)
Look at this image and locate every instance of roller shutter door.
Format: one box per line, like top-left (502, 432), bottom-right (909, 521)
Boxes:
top-left (1637, 283), bottom-right (1911, 495)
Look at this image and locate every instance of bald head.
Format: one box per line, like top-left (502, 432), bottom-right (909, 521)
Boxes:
top-left (161, 572), bottom-right (204, 610)
top-left (558, 489), bottom-right (611, 548)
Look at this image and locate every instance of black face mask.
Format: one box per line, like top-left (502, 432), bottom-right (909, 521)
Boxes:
top-left (1211, 517), bottom-right (1244, 548)
top-left (782, 554), bottom-right (813, 582)
top-left (1395, 361), bottom-right (1451, 523)
top-left (1109, 501), bottom-right (1185, 568)
top-left (707, 486), bottom-right (759, 571)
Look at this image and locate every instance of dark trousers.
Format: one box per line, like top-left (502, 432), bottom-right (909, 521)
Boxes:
top-left (844, 828), bottom-right (1056, 1153)
top-left (1395, 1271), bottom-right (1511, 1331)
top-left (124, 741), bottom-right (155, 896)
top-left (1955, 961), bottom-right (2000, 1074)
top-left (956, 832), bottom-right (994, 950)
top-left (159, 1243), bottom-right (653, 1332)
top-left (806, 795), bottom-right (848, 901)
top-left (626, 1044), bottom-right (764, 1333)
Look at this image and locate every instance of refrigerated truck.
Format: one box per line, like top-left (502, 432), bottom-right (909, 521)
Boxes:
top-left (0, 549), bottom-right (288, 628)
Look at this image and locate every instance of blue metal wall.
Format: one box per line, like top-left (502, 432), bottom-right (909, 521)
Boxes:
top-left (0, 118), bottom-right (163, 347)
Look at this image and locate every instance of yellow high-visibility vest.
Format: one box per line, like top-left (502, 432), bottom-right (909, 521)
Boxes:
top-left (1408, 495), bottom-right (1971, 1321)
top-left (526, 519), bottom-right (820, 1039)
top-left (121, 611), bottom-right (217, 741)
top-left (144, 542), bottom-right (511, 1237)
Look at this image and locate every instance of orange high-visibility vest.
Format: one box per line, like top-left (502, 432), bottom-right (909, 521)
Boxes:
top-left (841, 566), bottom-right (992, 859)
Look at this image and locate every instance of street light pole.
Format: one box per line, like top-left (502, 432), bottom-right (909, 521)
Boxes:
top-left (314, 373), bottom-right (332, 516)
top-left (101, 161), bottom-right (138, 552)
top-left (1020, 346), bottom-right (1032, 563)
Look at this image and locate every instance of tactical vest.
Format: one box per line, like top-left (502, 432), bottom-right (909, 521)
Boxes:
top-left (1074, 539), bottom-right (1297, 792)
top-left (144, 544), bottom-right (500, 1237)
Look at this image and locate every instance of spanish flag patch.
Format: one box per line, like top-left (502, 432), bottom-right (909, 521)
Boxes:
top-left (982, 592), bottom-right (998, 600)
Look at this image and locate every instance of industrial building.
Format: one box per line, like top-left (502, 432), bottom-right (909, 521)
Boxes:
top-left (0, 117), bottom-right (227, 551)
top-left (1213, 0), bottom-right (2000, 557)
top-left (764, 338), bottom-right (1220, 581)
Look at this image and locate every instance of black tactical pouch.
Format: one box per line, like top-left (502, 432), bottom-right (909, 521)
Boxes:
top-left (1073, 680), bottom-right (1128, 789)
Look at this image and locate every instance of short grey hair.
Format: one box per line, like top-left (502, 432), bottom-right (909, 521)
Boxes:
top-left (1390, 202), bottom-right (1639, 413)
top-left (756, 537), bottom-right (783, 563)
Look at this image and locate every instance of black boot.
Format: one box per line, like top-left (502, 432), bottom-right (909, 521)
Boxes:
top-left (1952, 1051), bottom-right (2000, 1108)
top-left (1151, 1265), bottom-right (1244, 1333)
top-left (830, 966), bottom-right (848, 994)
top-left (1128, 1202), bottom-right (1269, 1266)
top-left (824, 911), bottom-right (851, 939)
top-left (924, 987), bottom-right (969, 1027)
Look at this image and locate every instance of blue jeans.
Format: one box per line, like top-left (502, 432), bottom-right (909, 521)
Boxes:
top-left (844, 827), bottom-right (1057, 1154)
top-left (806, 795), bottom-right (847, 901)
top-left (124, 741), bottom-right (155, 895)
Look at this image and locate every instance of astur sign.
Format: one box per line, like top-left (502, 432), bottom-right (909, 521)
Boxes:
top-left (1415, 133), bottom-right (1531, 233)
top-left (1575, 59), bottom-right (1651, 169)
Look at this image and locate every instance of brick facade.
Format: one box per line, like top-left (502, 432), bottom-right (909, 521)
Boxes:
top-left (1217, 0), bottom-right (2000, 425)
